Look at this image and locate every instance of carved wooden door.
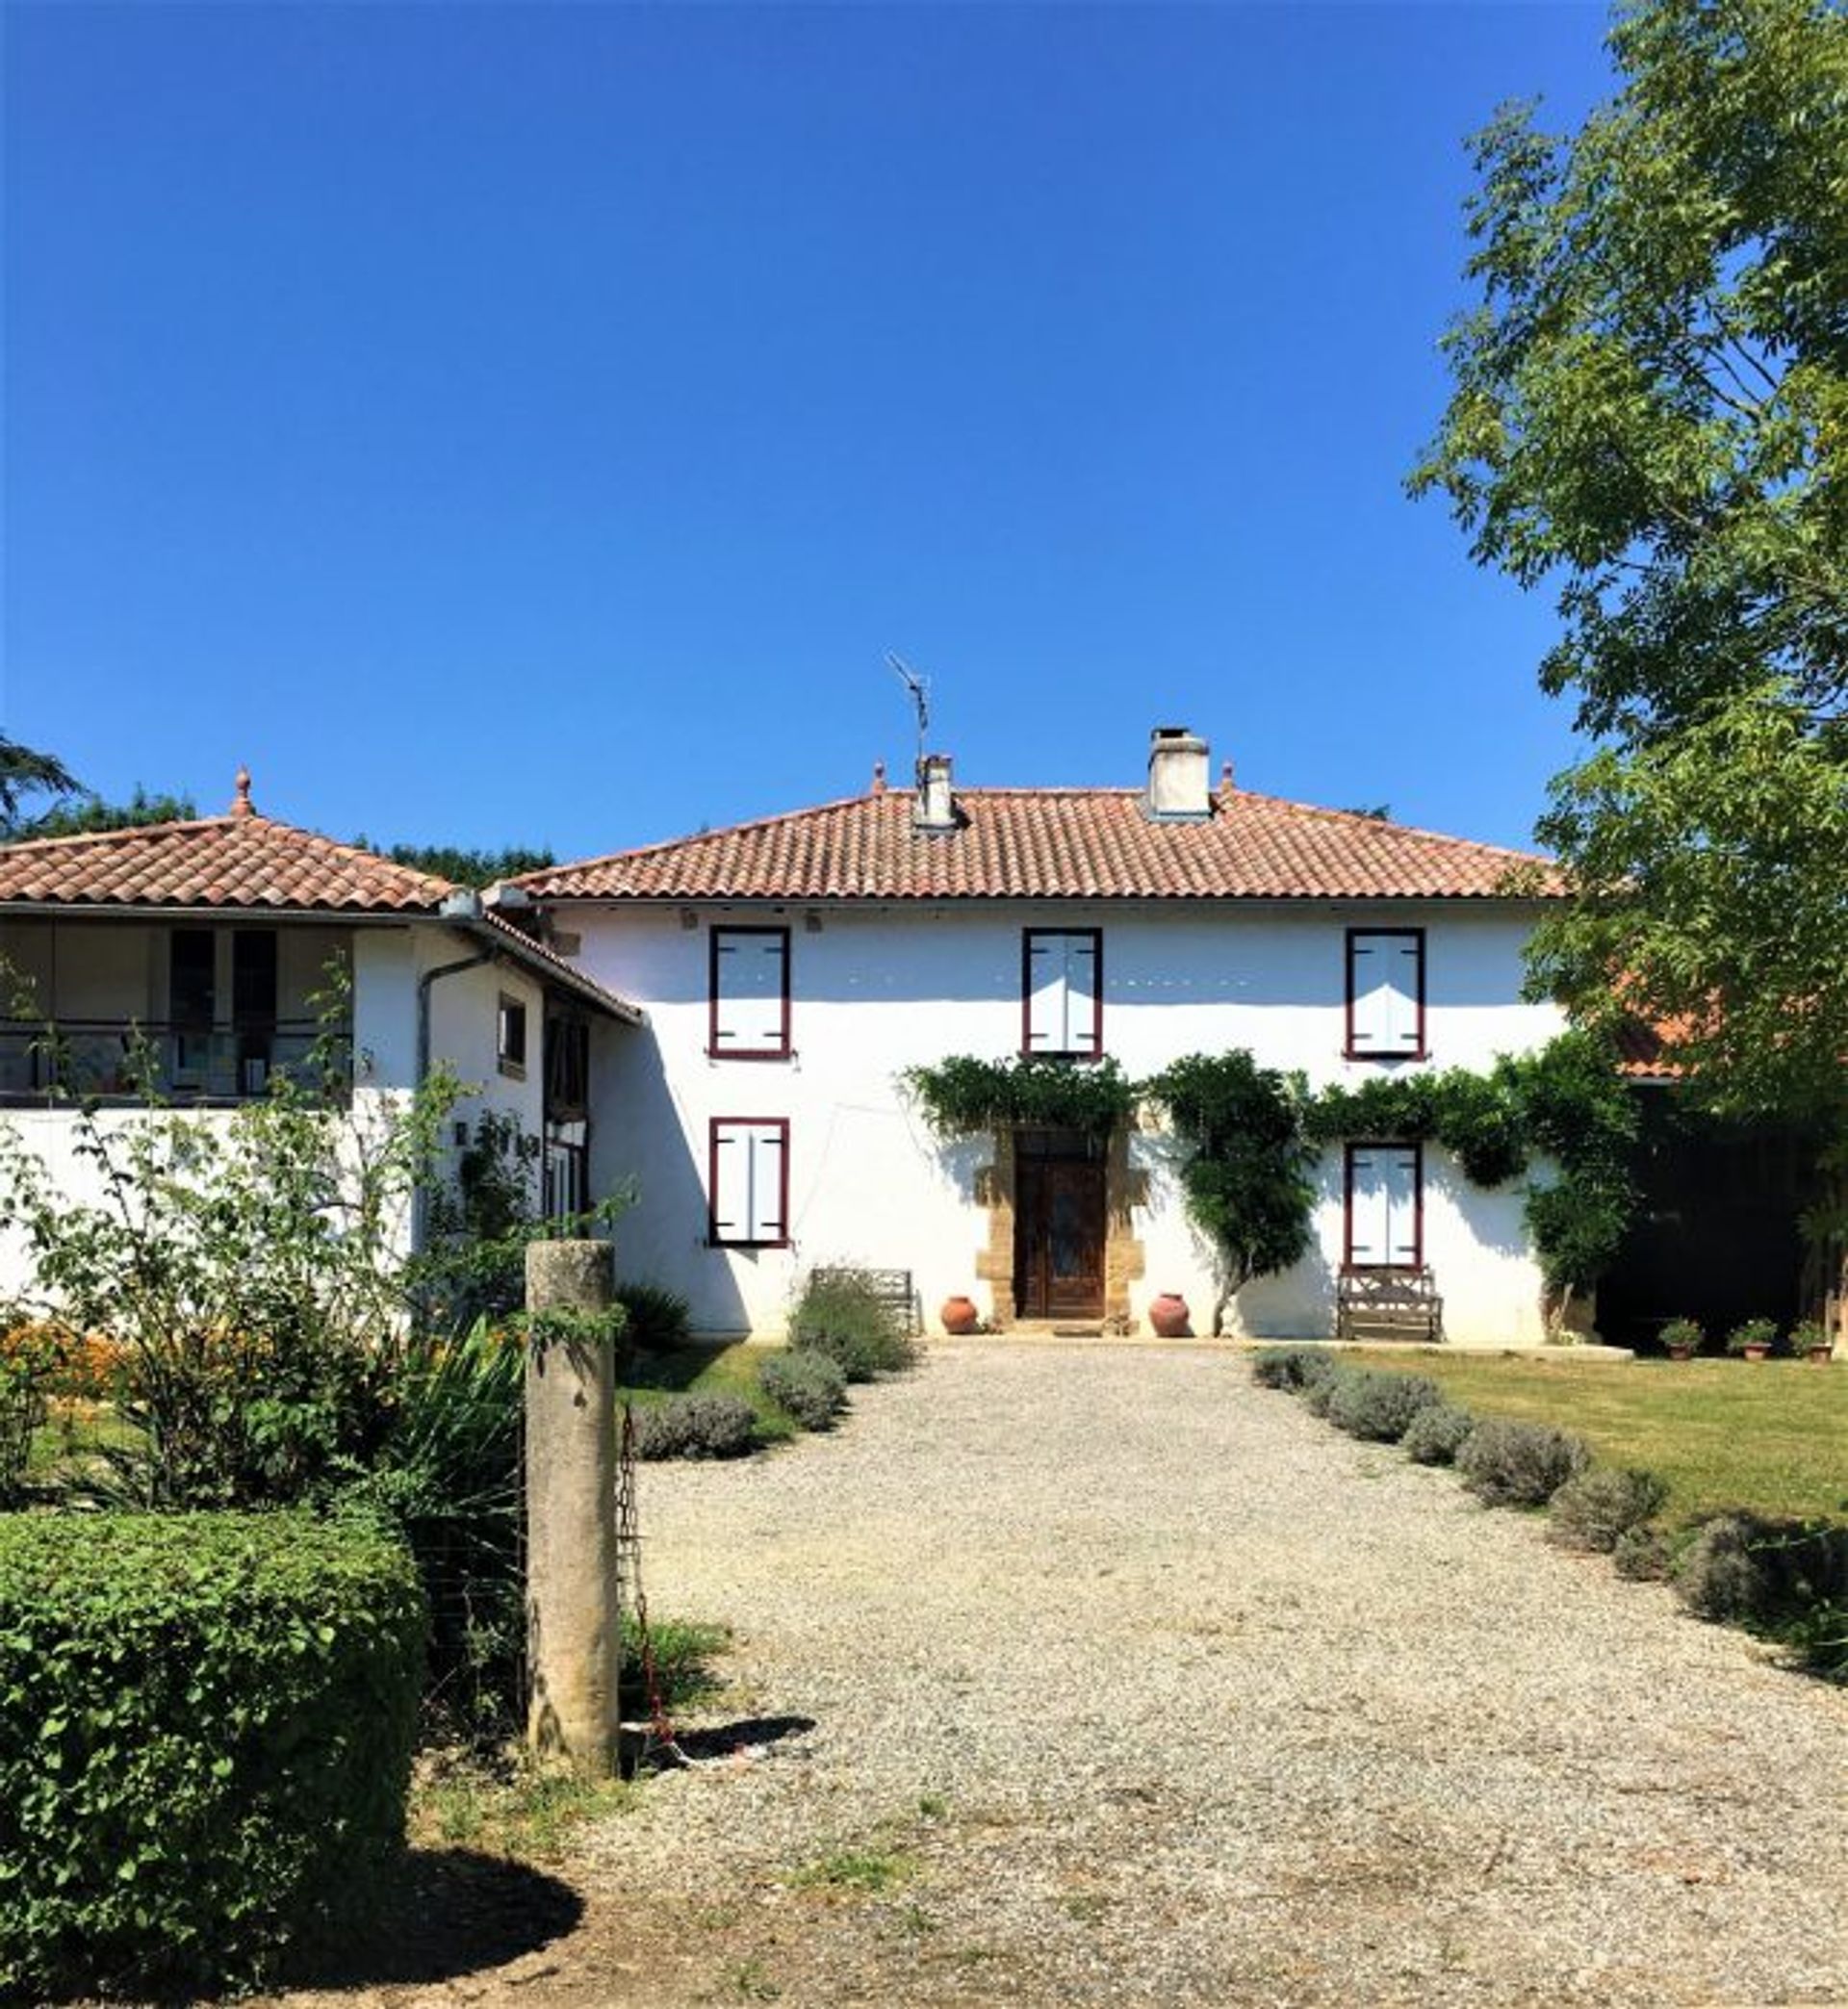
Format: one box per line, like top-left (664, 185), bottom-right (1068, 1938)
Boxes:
top-left (1015, 1153), bottom-right (1106, 1319)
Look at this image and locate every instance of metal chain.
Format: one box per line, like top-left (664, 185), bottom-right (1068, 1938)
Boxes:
top-left (615, 1401), bottom-right (683, 1764)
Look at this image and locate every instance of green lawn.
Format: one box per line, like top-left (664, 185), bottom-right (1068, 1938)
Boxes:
top-left (1353, 1351), bottom-right (1848, 1525)
top-left (621, 1340), bottom-right (801, 1442)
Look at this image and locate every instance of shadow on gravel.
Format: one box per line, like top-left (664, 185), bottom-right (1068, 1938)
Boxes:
top-left (289, 1847), bottom-right (584, 1988)
top-left (669, 1713), bottom-right (817, 1764)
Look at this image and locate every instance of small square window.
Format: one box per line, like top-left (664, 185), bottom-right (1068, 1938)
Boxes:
top-left (498, 995), bottom-right (528, 1076)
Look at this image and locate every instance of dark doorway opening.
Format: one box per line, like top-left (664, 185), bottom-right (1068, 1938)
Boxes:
top-left (1014, 1128), bottom-right (1106, 1320)
top-left (1599, 1095), bottom-right (1819, 1350)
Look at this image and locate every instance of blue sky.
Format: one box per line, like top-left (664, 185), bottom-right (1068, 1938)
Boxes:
top-left (4, 1), bottom-right (1612, 861)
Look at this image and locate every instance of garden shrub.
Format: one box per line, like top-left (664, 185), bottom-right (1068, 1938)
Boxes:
top-left (629, 1392), bottom-right (758, 1460)
top-left (616, 1281), bottom-right (693, 1352)
top-left (1612, 1524), bottom-right (1672, 1582)
top-left (341, 1317), bottom-right (526, 1740)
top-left (788, 1268), bottom-right (917, 1381)
top-left (1301, 1364), bottom-right (1353, 1417)
top-left (0, 1315), bottom-right (55, 1503)
top-left (1324, 1370), bottom-right (1443, 1443)
top-left (1454, 1417), bottom-right (1592, 1507)
top-left (1400, 1402), bottom-right (1475, 1466)
top-left (0, 1511), bottom-right (424, 2000)
top-left (1546, 1466), bottom-right (1669, 1552)
top-left (1249, 1346), bottom-right (1337, 1392)
top-left (758, 1350), bottom-right (848, 1430)
top-left (1673, 1512), bottom-right (1848, 1635)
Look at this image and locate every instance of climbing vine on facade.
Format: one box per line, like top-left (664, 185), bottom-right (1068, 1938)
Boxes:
top-left (902, 1032), bottom-right (1640, 1322)
top-left (901, 1054), bottom-right (1140, 1140)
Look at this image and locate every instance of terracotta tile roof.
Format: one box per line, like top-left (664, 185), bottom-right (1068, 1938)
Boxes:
top-left (515, 786), bottom-right (1560, 903)
top-left (0, 808), bottom-right (452, 914)
top-left (1615, 1013), bottom-right (1689, 1080)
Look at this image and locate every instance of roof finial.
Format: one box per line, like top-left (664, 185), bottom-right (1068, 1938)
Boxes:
top-left (1219, 760), bottom-right (1236, 794)
top-left (871, 760), bottom-right (887, 796)
top-left (232, 765), bottom-right (254, 818)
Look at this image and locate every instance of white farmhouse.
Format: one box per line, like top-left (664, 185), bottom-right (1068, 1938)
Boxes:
top-left (512, 729), bottom-right (1569, 1345)
top-left (0, 772), bottom-right (639, 1299)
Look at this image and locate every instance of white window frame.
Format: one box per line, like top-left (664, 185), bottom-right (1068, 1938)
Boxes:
top-left (709, 927), bottom-right (791, 1059)
top-left (709, 1118), bottom-right (789, 1248)
top-left (1345, 1142), bottom-right (1423, 1270)
top-left (1022, 928), bottom-right (1103, 1059)
top-left (1346, 928), bottom-right (1425, 1060)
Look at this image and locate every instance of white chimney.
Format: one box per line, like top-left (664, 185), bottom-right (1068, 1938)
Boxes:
top-left (1145, 726), bottom-right (1211, 820)
top-left (914, 753), bottom-right (957, 833)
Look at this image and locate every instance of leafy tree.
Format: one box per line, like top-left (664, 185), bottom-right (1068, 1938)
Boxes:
top-left (353, 837), bottom-right (556, 886)
top-left (1411, 0), bottom-right (1848, 1120)
top-left (0, 734), bottom-right (78, 834)
top-left (1146, 1051), bottom-right (1318, 1334)
top-left (21, 786), bottom-right (198, 839)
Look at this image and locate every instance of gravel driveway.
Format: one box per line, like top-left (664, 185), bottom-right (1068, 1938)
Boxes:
top-left (314, 1345), bottom-right (1848, 2007)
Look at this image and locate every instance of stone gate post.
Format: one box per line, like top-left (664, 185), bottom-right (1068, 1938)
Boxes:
top-left (524, 1239), bottom-right (620, 1774)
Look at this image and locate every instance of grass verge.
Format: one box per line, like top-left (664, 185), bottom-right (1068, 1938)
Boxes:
top-left (1350, 1351), bottom-right (1847, 1526)
top-left (621, 1341), bottom-right (814, 1445)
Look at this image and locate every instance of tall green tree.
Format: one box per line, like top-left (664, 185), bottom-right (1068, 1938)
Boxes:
top-left (0, 734), bottom-right (78, 834)
top-left (1411, 0), bottom-right (1848, 1119)
top-left (22, 786), bottom-right (197, 839)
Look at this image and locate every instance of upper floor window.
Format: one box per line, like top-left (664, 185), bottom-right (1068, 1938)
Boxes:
top-left (709, 927), bottom-right (791, 1059)
top-left (1022, 929), bottom-right (1102, 1059)
top-left (1345, 1142), bottom-right (1423, 1269)
top-left (545, 1014), bottom-right (589, 1119)
top-left (1346, 928), bottom-right (1424, 1060)
top-left (498, 995), bottom-right (528, 1077)
top-left (709, 1117), bottom-right (789, 1247)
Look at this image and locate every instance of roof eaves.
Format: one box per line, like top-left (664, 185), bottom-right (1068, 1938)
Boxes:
top-left (470, 911), bottom-right (645, 1025)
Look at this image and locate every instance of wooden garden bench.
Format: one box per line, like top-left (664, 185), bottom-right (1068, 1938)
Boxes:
top-left (1335, 1265), bottom-right (1444, 1344)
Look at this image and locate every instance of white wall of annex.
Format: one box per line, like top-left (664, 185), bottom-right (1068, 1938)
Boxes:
top-left (0, 923), bottom-right (552, 1304)
top-left (566, 900), bottom-right (1564, 1343)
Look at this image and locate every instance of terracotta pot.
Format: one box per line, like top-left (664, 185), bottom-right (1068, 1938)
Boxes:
top-left (1742, 1344), bottom-right (1770, 1361)
top-left (939, 1294), bottom-right (980, 1336)
top-left (1148, 1292), bottom-right (1191, 1339)
top-left (1666, 1343), bottom-right (1695, 1361)
top-left (1807, 1344), bottom-right (1835, 1365)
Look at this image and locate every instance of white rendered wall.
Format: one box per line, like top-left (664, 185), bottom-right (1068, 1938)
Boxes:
top-left (0, 921), bottom-right (551, 1304)
top-left (562, 900), bottom-right (1565, 1344)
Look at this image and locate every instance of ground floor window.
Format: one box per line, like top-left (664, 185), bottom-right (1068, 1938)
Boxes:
top-left (1344, 1142), bottom-right (1422, 1269)
top-left (709, 1118), bottom-right (789, 1248)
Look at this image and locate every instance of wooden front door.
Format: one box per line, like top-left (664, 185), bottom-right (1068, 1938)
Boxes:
top-left (1015, 1144), bottom-right (1106, 1320)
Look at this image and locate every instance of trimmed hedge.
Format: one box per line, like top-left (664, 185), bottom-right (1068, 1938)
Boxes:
top-left (1324, 1370), bottom-right (1442, 1443)
top-left (1249, 1347), bottom-right (1338, 1392)
top-left (1673, 1512), bottom-right (1848, 1633)
top-left (1454, 1418), bottom-right (1591, 1507)
top-left (630, 1392), bottom-right (758, 1459)
top-left (758, 1351), bottom-right (848, 1430)
top-left (1401, 1403), bottom-right (1475, 1466)
top-left (1546, 1467), bottom-right (1668, 1553)
top-left (0, 1511), bottom-right (425, 2000)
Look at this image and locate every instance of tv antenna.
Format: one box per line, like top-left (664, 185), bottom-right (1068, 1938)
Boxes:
top-left (886, 653), bottom-right (931, 777)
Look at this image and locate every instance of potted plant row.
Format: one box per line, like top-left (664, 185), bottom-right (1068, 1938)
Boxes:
top-left (1789, 1319), bottom-right (1835, 1365)
top-left (1725, 1317), bottom-right (1779, 1362)
top-left (1660, 1317), bottom-right (1702, 1361)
